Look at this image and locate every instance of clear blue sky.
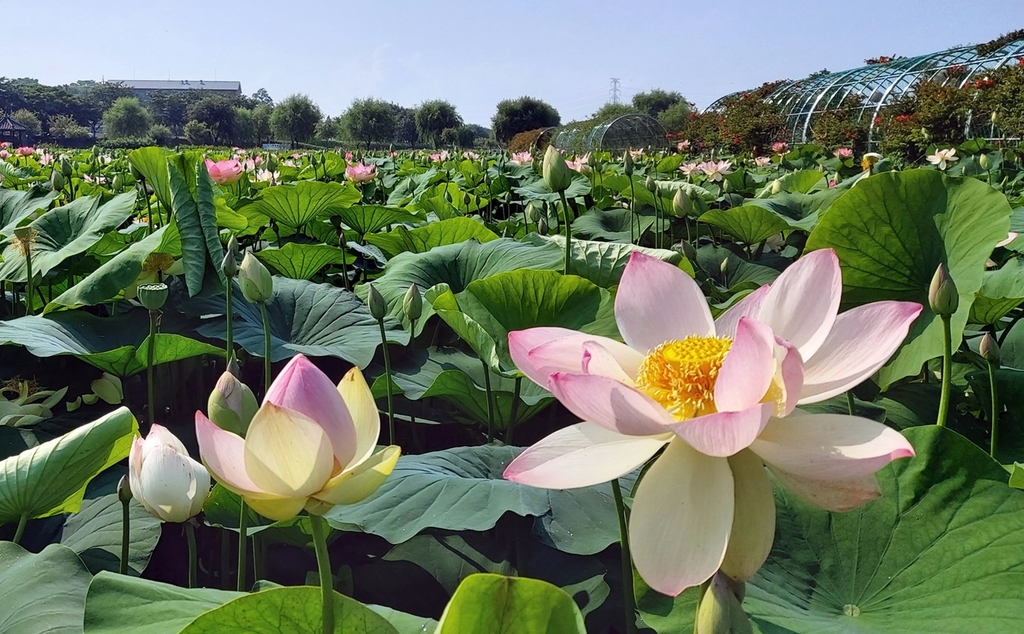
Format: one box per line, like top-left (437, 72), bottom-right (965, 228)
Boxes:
top-left (7, 0), bottom-right (1023, 126)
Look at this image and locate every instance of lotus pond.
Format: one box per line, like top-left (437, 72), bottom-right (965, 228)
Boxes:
top-left (0, 142), bottom-right (1022, 633)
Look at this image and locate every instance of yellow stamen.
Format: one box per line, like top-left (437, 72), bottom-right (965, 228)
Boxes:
top-left (142, 252), bottom-right (176, 274)
top-left (634, 337), bottom-right (732, 421)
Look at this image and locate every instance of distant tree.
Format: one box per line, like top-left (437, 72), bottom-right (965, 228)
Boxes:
top-left (148, 90), bottom-right (200, 134)
top-left (415, 100), bottom-right (462, 147)
top-left (491, 96), bottom-right (560, 144)
top-left (183, 120), bottom-right (214, 145)
top-left (103, 97), bottom-right (152, 139)
top-left (65, 81), bottom-right (134, 123)
top-left (591, 102), bottom-right (639, 120)
top-left (392, 105), bottom-right (418, 146)
top-left (658, 101), bottom-right (695, 134)
top-left (187, 96), bottom-right (237, 145)
top-left (632, 89), bottom-right (691, 118)
top-left (270, 94), bottom-right (322, 146)
top-left (314, 116), bottom-right (341, 141)
top-left (11, 109), bottom-right (42, 136)
top-left (251, 88), bottom-right (274, 107)
top-left (147, 124), bottom-right (174, 146)
top-left (251, 103), bottom-right (273, 146)
top-left (342, 98), bottom-right (396, 149)
top-left (232, 107), bottom-right (256, 147)
top-left (48, 114), bottom-right (90, 140)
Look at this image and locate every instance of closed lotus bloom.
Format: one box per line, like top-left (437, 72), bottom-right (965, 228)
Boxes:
top-left (542, 146), bottom-right (573, 193)
top-left (129, 425), bottom-right (211, 523)
top-left (205, 158), bottom-right (244, 185)
top-left (196, 354), bottom-right (401, 520)
top-left (238, 252), bottom-right (273, 303)
top-left (345, 163), bottom-right (377, 184)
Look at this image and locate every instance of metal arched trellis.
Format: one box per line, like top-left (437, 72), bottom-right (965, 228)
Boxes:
top-left (705, 37), bottom-right (1024, 145)
top-left (552, 114), bottom-right (669, 153)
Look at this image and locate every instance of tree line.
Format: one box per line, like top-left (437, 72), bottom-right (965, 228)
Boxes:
top-left (0, 77), bottom-right (693, 148)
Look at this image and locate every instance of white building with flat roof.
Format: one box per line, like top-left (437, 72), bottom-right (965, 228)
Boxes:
top-left (110, 80), bottom-right (242, 101)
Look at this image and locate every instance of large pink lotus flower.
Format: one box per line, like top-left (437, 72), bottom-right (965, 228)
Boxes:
top-left (345, 162), bottom-right (377, 184)
top-left (15, 146), bottom-right (34, 157)
top-left (834, 147), bottom-right (854, 159)
top-left (204, 158), bottom-right (244, 185)
top-left (504, 250), bottom-right (921, 597)
top-left (195, 354), bottom-right (401, 520)
top-left (700, 160), bottom-right (733, 182)
top-left (565, 153), bottom-right (590, 173)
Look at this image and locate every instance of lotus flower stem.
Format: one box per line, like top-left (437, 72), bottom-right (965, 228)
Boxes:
top-left (558, 191), bottom-right (572, 275)
top-left (936, 315), bottom-right (953, 427)
top-left (987, 359), bottom-right (1000, 458)
top-left (378, 320), bottom-right (396, 444)
top-left (141, 179), bottom-right (154, 235)
top-left (611, 479), bottom-right (638, 634)
top-left (12, 512), bottom-right (27, 546)
top-left (23, 243), bottom-right (34, 317)
top-left (147, 310), bottom-right (158, 426)
top-left (481, 360), bottom-right (495, 443)
top-left (185, 521), bottom-right (197, 589)
top-left (225, 286), bottom-right (234, 363)
top-left (237, 504), bottom-right (249, 591)
top-left (120, 495), bottom-right (130, 575)
top-left (846, 391), bottom-right (856, 416)
top-left (506, 377), bottom-right (522, 445)
top-left (310, 514), bottom-right (336, 634)
top-left (258, 302), bottom-right (272, 397)
top-left (628, 179), bottom-right (637, 244)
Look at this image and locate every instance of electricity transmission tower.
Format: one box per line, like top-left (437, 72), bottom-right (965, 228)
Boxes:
top-left (609, 78), bottom-right (621, 104)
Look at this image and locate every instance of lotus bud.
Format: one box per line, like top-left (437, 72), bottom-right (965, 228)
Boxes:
top-left (91, 372), bottom-right (124, 405)
top-left (525, 200), bottom-right (542, 223)
top-left (536, 214), bottom-right (549, 235)
top-left (622, 150), bottom-right (634, 175)
top-left (207, 371), bottom-right (259, 436)
top-left (696, 572), bottom-right (752, 634)
top-left (991, 111), bottom-right (999, 125)
top-left (129, 163), bottom-right (144, 181)
top-left (979, 154), bottom-right (990, 170)
top-left (227, 235), bottom-right (240, 257)
top-left (675, 240), bottom-right (698, 261)
top-left (771, 179), bottom-right (782, 195)
top-left (542, 145), bottom-right (573, 193)
top-left (50, 169), bottom-right (65, 191)
top-left (238, 252), bottom-right (273, 303)
top-left (221, 249), bottom-right (238, 278)
top-left (366, 283), bottom-right (386, 321)
top-left (722, 178), bottom-right (730, 193)
top-left (112, 174), bottom-right (124, 191)
top-left (137, 282), bottom-right (168, 311)
top-left (403, 283), bottom-right (422, 323)
top-left (980, 332), bottom-right (1000, 365)
top-left (117, 474), bottom-right (133, 503)
top-left (60, 158), bottom-right (74, 178)
top-left (645, 175), bottom-right (657, 192)
top-left (266, 154), bottom-right (279, 172)
top-left (929, 263), bottom-right (958, 316)
top-left (672, 189), bottom-right (692, 218)
top-left (129, 424), bottom-right (210, 523)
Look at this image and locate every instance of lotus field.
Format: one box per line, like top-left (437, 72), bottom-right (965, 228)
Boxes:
top-left (1, 140), bottom-right (1023, 633)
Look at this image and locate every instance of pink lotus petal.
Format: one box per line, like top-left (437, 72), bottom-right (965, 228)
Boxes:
top-left (548, 372), bottom-right (674, 436)
top-left (799, 301), bottom-right (922, 404)
top-left (509, 328), bottom-right (643, 388)
top-left (667, 403), bottom-right (772, 457)
top-left (714, 285), bottom-right (770, 339)
top-left (750, 412), bottom-right (914, 481)
top-left (769, 467), bottom-right (881, 511)
top-left (503, 422), bottom-right (670, 489)
top-left (629, 440), bottom-right (734, 596)
top-left (715, 318), bottom-right (775, 412)
top-left (195, 411), bottom-right (263, 496)
top-left (264, 354), bottom-right (358, 466)
top-left (581, 341), bottom-right (633, 383)
top-left (615, 252), bottom-right (714, 353)
top-left (143, 424), bottom-right (188, 460)
top-left (758, 249), bottom-right (841, 360)
top-left (775, 337), bottom-right (804, 416)
top-left (996, 232), bottom-right (1019, 248)
top-left (720, 449), bottom-right (775, 582)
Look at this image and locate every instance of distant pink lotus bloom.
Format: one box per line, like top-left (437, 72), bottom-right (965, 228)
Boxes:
top-left (700, 160), bottom-right (733, 182)
top-left (37, 151), bottom-right (55, 166)
top-left (565, 153), bottom-right (590, 173)
top-left (834, 147), bottom-right (854, 159)
top-left (679, 162), bottom-right (699, 177)
top-left (290, 153), bottom-right (303, 160)
top-left (510, 151), bottom-right (533, 166)
top-left (754, 156), bottom-right (771, 167)
top-left (503, 250), bottom-right (921, 597)
top-left (242, 158), bottom-right (257, 173)
top-left (345, 162), bottom-right (376, 184)
top-left (677, 140), bottom-right (691, 152)
top-left (0, 150), bottom-right (9, 160)
top-left (389, 151), bottom-right (399, 158)
top-left (0, 142), bottom-right (9, 148)
top-left (630, 149), bottom-right (644, 160)
top-left (205, 158), bottom-right (244, 185)
top-left (828, 179), bottom-right (837, 187)
top-left (15, 147), bottom-right (34, 157)
top-left (345, 152), bottom-right (353, 161)
top-left (429, 150), bottom-right (450, 162)
top-left (771, 141), bottom-right (789, 154)
top-left (254, 155), bottom-right (263, 167)
top-left (462, 151), bottom-right (479, 161)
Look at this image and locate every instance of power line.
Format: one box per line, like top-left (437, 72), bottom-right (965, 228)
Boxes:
top-left (609, 78), bottom-right (621, 104)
